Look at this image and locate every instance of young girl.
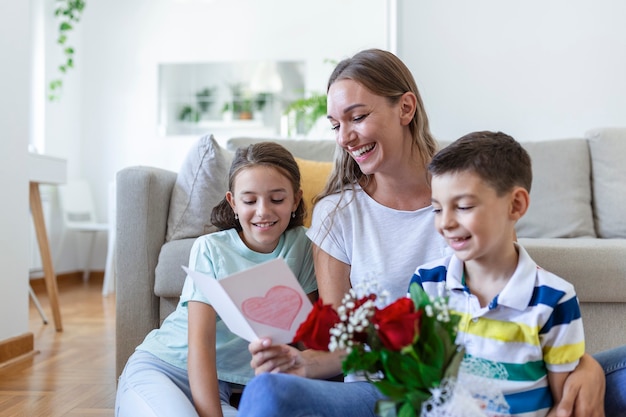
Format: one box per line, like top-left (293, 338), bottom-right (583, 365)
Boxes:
top-left (115, 142), bottom-right (318, 417)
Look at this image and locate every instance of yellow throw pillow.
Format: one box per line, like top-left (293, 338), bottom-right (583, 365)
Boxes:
top-left (294, 157), bottom-right (333, 227)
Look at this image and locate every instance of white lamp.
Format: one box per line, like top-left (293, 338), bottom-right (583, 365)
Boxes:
top-left (250, 61), bottom-right (283, 93)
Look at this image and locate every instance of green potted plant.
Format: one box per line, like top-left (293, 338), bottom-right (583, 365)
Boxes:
top-left (284, 92), bottom-right (327, 135)
top-left (178, 105), bottom-right (200, 122)
top-left (195, 86), bottom-right (216, 113)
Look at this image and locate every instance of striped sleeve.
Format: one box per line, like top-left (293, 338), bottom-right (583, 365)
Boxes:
top-left (534, 278), bottom-right (585, 370)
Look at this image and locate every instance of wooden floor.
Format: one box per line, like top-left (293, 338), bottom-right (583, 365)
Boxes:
top-left (0, 275), bottom-right (116, 417)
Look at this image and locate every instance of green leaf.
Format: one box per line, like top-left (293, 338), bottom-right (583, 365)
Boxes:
top-left (50, 0), bottom-right (85, 102)
top-left (380, 350), bottom-right (422, 388)
top-left (408, 283), bottom-right (429, 310)
top-left (443, 347), bottom-right (465, 380)
top-left (342, 347), bottom-right (381, 375)
top-left (49, 79), bottom-right (62, 90)
top-left (283, 92), bottom-right (327, 133)
top-left (398, 401), bottom-right (418, 417)
top-left (374, 379), bottom-right (409, 398)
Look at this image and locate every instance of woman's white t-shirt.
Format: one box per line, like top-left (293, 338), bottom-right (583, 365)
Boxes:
top-left (306, 185), bottom-right (449, 301)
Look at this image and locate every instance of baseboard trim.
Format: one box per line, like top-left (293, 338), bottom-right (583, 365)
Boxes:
top-left (30, 271), bottom-right (104, 292)
top-left (0, 332), bottom-right (37, 369)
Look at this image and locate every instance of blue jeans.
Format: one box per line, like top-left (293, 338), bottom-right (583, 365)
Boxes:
top-left (237, 373), bottom-right (384, 417)
top-left (116, 350), bottom-right (238, 417)
top-left (594, 345), bottom-right (626, 417)
top-left (237, 347), bottom-right (626, 417)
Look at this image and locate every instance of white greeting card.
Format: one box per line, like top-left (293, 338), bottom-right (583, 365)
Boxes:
top-left (182, 258), bottom-right (312, 344)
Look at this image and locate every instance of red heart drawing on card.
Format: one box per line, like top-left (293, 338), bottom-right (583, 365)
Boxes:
top-left (241, 285), bottom-right (303, 331)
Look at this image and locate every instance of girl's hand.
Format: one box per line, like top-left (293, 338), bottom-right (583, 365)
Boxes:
top-left (249, 338), bottom-right (302, 376)
top-left (249, 338), bottom-right (345, 380)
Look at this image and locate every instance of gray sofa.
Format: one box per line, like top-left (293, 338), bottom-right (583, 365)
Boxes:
top-left (115, 128), bottom-right (626, 379)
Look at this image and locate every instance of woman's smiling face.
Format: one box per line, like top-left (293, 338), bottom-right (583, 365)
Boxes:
top-left (226, 165), bottom-right (300, 253)
top-left (327, 79), bottom-right (407, 175)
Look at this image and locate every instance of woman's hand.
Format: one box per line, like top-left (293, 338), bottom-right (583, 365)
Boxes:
top-left (547, 353), bottom-right (605, 417)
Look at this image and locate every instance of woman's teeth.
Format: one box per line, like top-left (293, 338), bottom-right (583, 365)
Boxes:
top-left (352, 144), bottom-right (375, 157)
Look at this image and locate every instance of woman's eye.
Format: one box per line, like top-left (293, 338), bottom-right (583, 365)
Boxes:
top-left (458, 206), bottom-right (473, 211)
top-left (432, 208), bottom-right (441, 214)
top-left (353, 114), bottom-right (367, 122)
top-left (330, 124), bottom-right (339, 131)
top-left (271, 199), bottom-right (285, 204)
top-left (243, 200), bottom-right (256, 205)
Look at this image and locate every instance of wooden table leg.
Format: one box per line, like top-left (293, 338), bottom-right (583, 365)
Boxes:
top-left (29, 182), bottom-right (63, 331)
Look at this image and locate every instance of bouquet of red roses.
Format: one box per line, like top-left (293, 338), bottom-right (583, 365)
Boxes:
top-left (293, 283), bottom-right (465, 417)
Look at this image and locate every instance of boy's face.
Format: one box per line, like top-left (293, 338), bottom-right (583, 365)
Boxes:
top-left (431, 171), bottom-right (518, 264)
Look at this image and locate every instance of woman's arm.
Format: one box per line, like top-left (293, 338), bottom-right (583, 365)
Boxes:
top-left (188, 301), bottom-right (224, 417)
top-left (312, 244), bottom-right (352, 308)
top-left (547, 371), bottom-right (570, 413)
top-left (548, 353), bottom-right (605, 417)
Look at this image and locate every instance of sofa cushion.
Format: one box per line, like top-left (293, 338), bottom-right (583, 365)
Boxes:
top-left (586, 127), bottom-right (626, 238)
top-left (227, 137), bottom-right (336, 162)
top-left (166, 134), bottom-right (232, 242)
top-left (516, 139), bottom-right (596, 238)
top-left (295, 157), bottom-right (333, 227)
top-left (155, 238), bottom-right (196, 297)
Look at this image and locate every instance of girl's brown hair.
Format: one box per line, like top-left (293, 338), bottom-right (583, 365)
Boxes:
top-left (210, 142), bottom-right (305, 231)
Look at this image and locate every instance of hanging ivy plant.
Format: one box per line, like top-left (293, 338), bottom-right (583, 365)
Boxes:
top-left (49, 0), bottom-right (87, 101)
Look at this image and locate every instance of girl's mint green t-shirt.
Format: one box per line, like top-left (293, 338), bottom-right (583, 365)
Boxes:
top-left (136, 226), bottom-right (317, 385)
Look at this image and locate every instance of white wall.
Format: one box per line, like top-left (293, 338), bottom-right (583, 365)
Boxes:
top-left (397, 0), bottom-right (626, 142)
top-left (41, 0), bottom-right (391, 272)
top-left (0, 1), bottom-right (31, 340)
top-left (37, 1), bottom-right (626, 274)
top-left (77, 0), bottom-right (390, 215)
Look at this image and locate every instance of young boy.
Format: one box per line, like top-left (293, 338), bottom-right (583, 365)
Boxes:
top-left (410, 131), bottom-right (585, 417)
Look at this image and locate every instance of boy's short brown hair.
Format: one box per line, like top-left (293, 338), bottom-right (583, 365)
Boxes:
top-left (429, 131), bottom-right (532, 195)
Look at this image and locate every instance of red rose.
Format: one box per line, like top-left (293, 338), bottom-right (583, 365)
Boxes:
top-left (292, 299), bottom-right (340, 351)
top-left (372, 297), bottom-right (421, 351)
